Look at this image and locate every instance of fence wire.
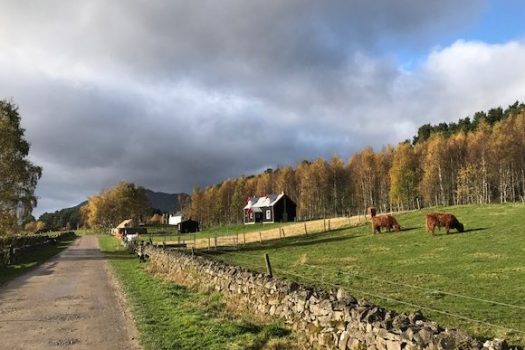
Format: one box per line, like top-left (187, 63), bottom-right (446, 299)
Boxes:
top-left (193, 248), bottom-right (525, 337)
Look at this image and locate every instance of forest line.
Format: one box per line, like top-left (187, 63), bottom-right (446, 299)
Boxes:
top-left (185, 103), bottom-right (525, 228)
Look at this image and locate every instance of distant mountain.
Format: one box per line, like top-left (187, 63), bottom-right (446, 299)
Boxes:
top-left (74, 200), bottom-right (88, 208)
top-left (145, 189), bottom-right (189, 213)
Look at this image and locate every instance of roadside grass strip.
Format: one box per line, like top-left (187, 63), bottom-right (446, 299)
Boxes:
top-left (98, 235), bottom-right (296, 350)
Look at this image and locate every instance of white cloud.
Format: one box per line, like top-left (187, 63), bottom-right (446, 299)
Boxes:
top-left (398, 40), bottom-right (525, 123)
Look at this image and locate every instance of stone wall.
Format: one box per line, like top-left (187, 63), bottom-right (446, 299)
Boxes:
top-left (145, 246), bottom-right (511, 350)
top-left (0, 231), bottom-right (75, 265)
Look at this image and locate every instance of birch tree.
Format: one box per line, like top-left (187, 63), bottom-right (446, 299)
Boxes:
top-left (0, 100), bottom-right (42, 234)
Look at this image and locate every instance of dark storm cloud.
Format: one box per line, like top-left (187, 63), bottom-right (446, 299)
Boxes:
top-left (1, 0), bottom-right (483, 85)
top-left (1, 0), bottom-right (507, 216)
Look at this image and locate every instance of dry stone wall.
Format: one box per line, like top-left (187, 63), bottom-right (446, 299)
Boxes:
top-left (0, 231), bottom-right (74, 265)
top-left (145, 246), bottom-right (512, 350)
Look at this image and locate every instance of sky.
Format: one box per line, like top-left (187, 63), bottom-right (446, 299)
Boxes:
top-left (1, 1), bottom-right (525, 217)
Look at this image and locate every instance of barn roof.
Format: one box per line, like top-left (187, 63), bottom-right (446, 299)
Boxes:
top-left (116, 219), bottom-right (133, 228)
top-left (244, 193), bottom-right (284, 210)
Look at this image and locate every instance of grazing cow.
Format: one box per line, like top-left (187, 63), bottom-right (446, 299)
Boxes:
top-left (371, 215), bottom-right (401, 234)
top-left (426, 213), bottom-right (464, 235)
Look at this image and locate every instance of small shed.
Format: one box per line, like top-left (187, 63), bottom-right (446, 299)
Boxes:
top-left (113, 219), bottom-right (147, 239)
top-left (243, 193), bottom-right (296, 224)
top-left (117, 219), bottom-right (134, 229)
top-left (178, 218), bottom-right (199, 233)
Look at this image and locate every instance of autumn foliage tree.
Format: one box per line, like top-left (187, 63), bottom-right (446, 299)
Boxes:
top-left (81, 181), bottom-right (150, 229)
top-left (24, 220), bottom-right (46, 233)
top-left (0, 100), bottom-right (42, 235)
top-left (389, 143), bottom-right (418, 210)
top-left (186, 102), bottom-right (525, 227)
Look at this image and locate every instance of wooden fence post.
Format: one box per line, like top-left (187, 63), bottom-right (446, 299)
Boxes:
top-left (304, 222), bottom-right (308, 235)
top-left (328, 219), bottom-right (331, 231)
top-left (208, 237), bottom-right (211, 250)
top-left (264, 253), bottom-right (273, 278)
top-left (281, 228), bottom-right (286, 238)
top-left (243, 232), bottom-right (246, 245)
top-left (323, 219), bottom-right (326, 232)
top-left (259, 232), bottom-right (262, 243)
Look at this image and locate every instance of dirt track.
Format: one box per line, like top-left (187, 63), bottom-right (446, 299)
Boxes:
top-left (0, 235), bottom-right (141, 350)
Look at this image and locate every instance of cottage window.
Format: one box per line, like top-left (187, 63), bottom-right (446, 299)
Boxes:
top-left (266, 210), bottom-right (271, 220)
top-left (249, 212), bottom-right (253, 220)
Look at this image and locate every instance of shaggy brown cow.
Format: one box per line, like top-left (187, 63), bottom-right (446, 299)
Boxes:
top-left (371, 214), bottom-right (401, 234)
top-left (426, 213), bottom-right (464, 235)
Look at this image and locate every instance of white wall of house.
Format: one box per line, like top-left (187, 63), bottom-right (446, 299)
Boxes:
top-left (169, 214), bottom-right (182, 226)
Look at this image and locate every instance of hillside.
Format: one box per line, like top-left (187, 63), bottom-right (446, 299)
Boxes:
top-left (145, 189), bottom-right (189, 213)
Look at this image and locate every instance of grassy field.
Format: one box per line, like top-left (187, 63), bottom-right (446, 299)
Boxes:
top-left (203, 204), bottom-right (525, 345)
top-left (144, 222), bottom-right (295, 243)
top-left (0, 232), bottom-right (77, 286)
top-left (98, 235), bottom-right (296, 350)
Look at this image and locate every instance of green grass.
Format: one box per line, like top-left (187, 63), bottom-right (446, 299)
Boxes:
top-left (98, 235), bottom-right (295, 350)
top-left (206, 204), bottom-right (525, 345)
top-left (144, 222), bottom-right (294, 243)
top-left (0, 232), bottom-right (77, 286)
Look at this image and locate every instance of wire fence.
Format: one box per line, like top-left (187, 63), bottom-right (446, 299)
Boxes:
top-left (186, 215), bottom-right (366, 249)
top-left (194, 248), bottom-right (525, 340)
top-left (206, 249), bottom-right (525, 312)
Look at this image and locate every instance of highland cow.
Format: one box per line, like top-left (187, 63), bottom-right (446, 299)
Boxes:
top-left (426, 213), bottom-right (464, 235)
top-left (371, 214), bottom-right (401, 234)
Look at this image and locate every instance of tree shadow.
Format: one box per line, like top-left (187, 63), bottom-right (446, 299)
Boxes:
top-left (204, 232), bottom-right (365, 256)
top-left (371, 227), bottom-right (418, 235)
top-left (59, 254), bottom-right (136, 261)
top-left (434, 227), bottom-right (489, 236)
top-left (400, 227), bottom-right (418, 232)
top-left (462, 227), bottom-right (489, 233)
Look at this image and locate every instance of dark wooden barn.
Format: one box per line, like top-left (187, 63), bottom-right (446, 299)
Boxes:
top-left (178, 218), bottom-right (200, 233)
top-left (243, 193), bottom-right (296, 224)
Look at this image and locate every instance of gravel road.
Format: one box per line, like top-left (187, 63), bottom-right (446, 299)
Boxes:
top-left (0, 235), bottom-right (141, 350)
